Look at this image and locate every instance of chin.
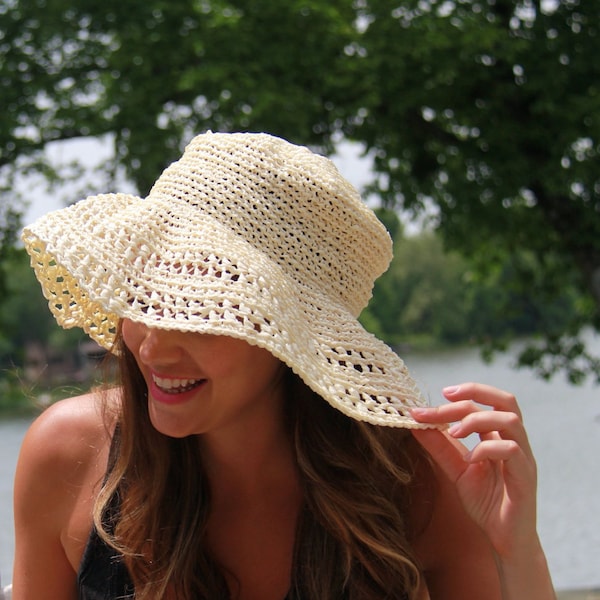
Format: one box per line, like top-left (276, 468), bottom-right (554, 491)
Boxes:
top-left (147, 406), bottom-right (200, 439)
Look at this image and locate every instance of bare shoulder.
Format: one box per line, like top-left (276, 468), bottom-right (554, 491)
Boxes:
top-left (17, 388), bottom-right (118, 472)
top-left (14, 388), bottom-right (122, 534)
top-left (411, 456), bottom-right (501, 600)
top-left (13, 388), bottom-right (122, 595)
top-left (14, 389), bottom-right (120, 505)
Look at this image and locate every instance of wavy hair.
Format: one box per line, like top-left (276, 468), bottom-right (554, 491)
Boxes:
top-left (94, 332), bottom-right (433, 599)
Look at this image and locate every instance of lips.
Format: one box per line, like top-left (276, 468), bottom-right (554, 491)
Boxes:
top-left (149, 373), bottom-right (206, 405)
top-left (152, 374), bottom-right (205, 394)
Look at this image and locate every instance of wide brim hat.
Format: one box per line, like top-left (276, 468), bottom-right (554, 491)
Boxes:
top-left (22, 132), bottom-right (436, 428)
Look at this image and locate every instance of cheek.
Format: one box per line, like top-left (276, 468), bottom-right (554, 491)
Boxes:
top-left (239, 346), bottom-right (283, 385)
top-left (121, 319), bottom-right (145, 354)
top-left (208, 339), bottom-right (281, 381)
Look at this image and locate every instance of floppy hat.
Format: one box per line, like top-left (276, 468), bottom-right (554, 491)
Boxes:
top-left (22, 131), bottom-right (435, 428)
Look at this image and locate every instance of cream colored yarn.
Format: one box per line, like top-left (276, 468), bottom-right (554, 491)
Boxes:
top-left (22, 132), bottom-right (435, 428)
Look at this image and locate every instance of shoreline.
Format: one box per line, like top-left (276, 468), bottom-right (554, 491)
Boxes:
top-left (557, 590), bottom-right (600, 600)
top-left (1, 578), bottom-right (598, 597)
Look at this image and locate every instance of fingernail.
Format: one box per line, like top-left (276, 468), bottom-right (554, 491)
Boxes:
top-left (447, 423), bottom-right (461, 436)
top-left (443, 385), bottom-right (461, 395)
top-left (410, 408), bottom-right (429, 417)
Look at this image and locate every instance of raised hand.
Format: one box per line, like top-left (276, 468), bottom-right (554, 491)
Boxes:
top-left (410, 383), bottom-right (537, 557)
top-left (410, 383), bottom-right (555, 599)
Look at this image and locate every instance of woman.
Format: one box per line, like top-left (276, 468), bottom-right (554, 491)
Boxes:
top-left (13, 132), bottom-right (555, 599)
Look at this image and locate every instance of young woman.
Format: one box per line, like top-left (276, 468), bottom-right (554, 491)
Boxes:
top-left (13, 132), bottom-right (555, 599)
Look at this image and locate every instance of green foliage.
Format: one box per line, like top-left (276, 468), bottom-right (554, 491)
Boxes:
top-left (0, 248), bottom-right (83, 368)
top-left (0, 203), bottom-right (22, 296)
top-left (362, 228), bottom-right (586, 368)
top-left (364, 232), bottom-right (471, 347)
top-left (0, 0), bottom-right (358, 194)
top-left (352, 0), bottom-right (600, 380)
top-left (1, 0), bottom-right (599, 381)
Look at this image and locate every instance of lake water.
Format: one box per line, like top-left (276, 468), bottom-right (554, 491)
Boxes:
top-left (405, 339), bottom-right (600, 592)
top-left (1, 340), bottom-right (599, 591)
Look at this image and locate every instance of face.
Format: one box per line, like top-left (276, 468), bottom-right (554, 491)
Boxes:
top-left (121, 319), bottom-right (286, 439)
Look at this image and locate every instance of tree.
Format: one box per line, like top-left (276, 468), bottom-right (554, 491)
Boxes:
top-left (0, 248), bottom-right (72, 365)
top-left (1, 0), bottom-right (599, 381)
top-left (0, 203), bottom-right (21, 297)
top-left (361, 223), bottom-right (583, 360)
top-left (1, 0), bottom-right (359, 194)
top-left (351, 0), bottom-right (600, 382)
top-left (364, 228), bottom-right (476, 348)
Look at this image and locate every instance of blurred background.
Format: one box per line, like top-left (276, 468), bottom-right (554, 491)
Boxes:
top-left (0, 1), bottom-right (599, 595)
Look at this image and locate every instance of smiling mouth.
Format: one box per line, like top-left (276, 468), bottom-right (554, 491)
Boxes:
top-left (152, 374), bottom-right (206, 394)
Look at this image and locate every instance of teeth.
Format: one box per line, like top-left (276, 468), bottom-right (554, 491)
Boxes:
top-left (152, 374), bottom-right (204, 394)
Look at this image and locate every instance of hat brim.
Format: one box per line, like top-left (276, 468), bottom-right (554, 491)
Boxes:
top-left (22, 193), bottom-right (438, 429)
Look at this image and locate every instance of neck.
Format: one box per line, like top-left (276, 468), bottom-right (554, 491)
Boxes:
top-left (198, 405), bottom-right (299, 500)
top-left (201, 408), bottom-right (303, 600)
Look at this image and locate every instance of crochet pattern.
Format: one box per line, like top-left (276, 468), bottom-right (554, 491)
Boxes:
top-left (22, 132), bottom-right (436, 428)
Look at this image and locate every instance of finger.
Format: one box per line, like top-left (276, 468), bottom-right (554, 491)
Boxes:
top-left (413, 429), bottom-right (536, 494)
top-left (465, 440), bottom-right (537, 491)
top-left (448, 410), bottom-right (532, 456)
top-left (410, 400), bottom-right (483, 425)
top-left (411, 429), bottom-right (469, 484)
top-left (465, 439), bottom-right (523, 463)
top-left (443, 383), bottom-right (523, 420)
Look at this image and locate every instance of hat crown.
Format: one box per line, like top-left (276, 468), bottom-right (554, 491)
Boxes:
top-left (150, 132), bottom-right (392, 316)
top-left (22, 131), bottom-right (429, 428)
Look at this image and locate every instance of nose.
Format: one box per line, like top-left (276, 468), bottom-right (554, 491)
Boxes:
top-left (136, 324), bottom-right (187, 368)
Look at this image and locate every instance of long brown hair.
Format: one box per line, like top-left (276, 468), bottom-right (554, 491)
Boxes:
top-left (94, 333), bottom-right (432, 599)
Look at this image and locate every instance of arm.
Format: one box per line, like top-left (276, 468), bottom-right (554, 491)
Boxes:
top-left (410, 383), bottom-right (555, 600)
top-left (12, 394), bottom-right (109, 600)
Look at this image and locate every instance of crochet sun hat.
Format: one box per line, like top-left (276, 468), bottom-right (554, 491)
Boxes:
top-left (22, 131), bottom-right (435, 428)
